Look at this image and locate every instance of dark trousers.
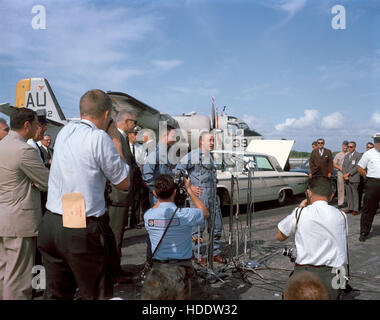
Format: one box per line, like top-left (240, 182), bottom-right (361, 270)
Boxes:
top-left (291, 265), bottom-right (340, 300)
top-left (108, 205), bottom-right (129, 258)
top-left (37, 211), bottom-right (115, 300)
top-left (129, 197), bottom-right (140, 227)
top-left (360, 178), bottom-right (380, 236)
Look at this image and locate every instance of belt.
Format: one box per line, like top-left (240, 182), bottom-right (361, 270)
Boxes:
top-left (295, 264), bottom-right (331, 269)
top-left (47, 210), bottom-right (105, 222)
top-left (153, 258), bottom-right (192, 263)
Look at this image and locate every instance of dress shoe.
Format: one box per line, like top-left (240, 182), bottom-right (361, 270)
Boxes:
top-left (213, 255), bottom-right (227, 264)
top-left (359, 234), bottom-right (367, 242)
top-left (352, 211), bottom-right (359, 216)
top-left (337, 205), bottom-right (344, 209)
top-left (344, 210), bottom-right (352, 214)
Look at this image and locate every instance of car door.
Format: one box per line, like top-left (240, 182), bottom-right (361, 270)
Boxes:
top-left (254, 155), bottom-right (284, 202)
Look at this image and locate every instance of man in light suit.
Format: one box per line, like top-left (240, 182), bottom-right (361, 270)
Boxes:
top-left (309, 138), bottom-right (333, 178)
top-left (0, 108), bottom-right (49, 300)
top-left (342, 141), bottom-right (362, 215)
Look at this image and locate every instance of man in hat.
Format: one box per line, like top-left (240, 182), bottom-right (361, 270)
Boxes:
top-left (128, 126), bottom-right (147, 228)
top-left (357, 133), bottom-right (380, 242)
top-left (333, 140), bottom-right (349, 209)
top-left (27, 109), bottom-right (48, 163)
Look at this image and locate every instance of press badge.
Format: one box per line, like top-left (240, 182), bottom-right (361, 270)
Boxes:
top-left (62, 193), bottom-right (86, 228)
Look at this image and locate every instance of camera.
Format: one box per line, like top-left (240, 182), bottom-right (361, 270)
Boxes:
top-left (174, 170), bottom-right (188, 207)
top-left (282, 247), bottom-right (297, 263)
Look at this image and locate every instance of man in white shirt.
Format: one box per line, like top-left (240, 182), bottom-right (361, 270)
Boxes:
top-left (357, 133), bottom-right (380, 242)
top-left (276, 176), bottom-right (348, 299)
top-left (37, 89), bottom-right (130, 300)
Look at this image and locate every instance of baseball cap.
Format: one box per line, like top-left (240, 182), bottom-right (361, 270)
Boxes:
top-left (36, 109), bottom-right (48, 124)
top-left (373, 133), bottom-right (380, 143)
top-left (342, 140), bottom-right (349, 146)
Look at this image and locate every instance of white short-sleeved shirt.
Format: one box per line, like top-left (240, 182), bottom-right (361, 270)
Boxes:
top-left (278, 201), bottom-right (347, 267)
top-left (358, 148), bottom-right (380, 178)
top-left (46, 120), bottom-right (129, 217)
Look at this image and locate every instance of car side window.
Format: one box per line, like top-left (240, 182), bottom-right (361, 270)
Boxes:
top-left (255, 156), bottom-right (275, 171)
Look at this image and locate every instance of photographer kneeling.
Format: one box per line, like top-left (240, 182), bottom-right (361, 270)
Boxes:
top-left (276, 176), bottom-right (348, 300)
top-left (144, 174), bottom-right (209, 282)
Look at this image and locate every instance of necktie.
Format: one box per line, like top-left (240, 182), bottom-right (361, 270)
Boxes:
top-left (132, 144), bottom-right (135, 156)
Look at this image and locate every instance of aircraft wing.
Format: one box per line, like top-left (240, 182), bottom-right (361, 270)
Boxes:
top-left (0, 103), bottom-right (12, 117)
top-left (107, 92), bottom-right (179, 132)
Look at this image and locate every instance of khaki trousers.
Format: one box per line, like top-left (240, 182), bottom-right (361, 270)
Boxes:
top-left (337, 172), bottom-right (345, 206)
top-left (0, 237), bottom-right (36, 300)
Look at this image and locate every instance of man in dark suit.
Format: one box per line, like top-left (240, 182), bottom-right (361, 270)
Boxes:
top-left (108, 110), bottom-right (142, 260)
top-left (39, 134), bottom-right (54, 169)
top-left (309, 138), bottom-right (333, 178)
top-left (342, 141), bottom-right (362, 215)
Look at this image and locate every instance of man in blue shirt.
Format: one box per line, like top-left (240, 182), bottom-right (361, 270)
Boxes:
top-left (37, 89), bottom-right (130, 300)
top-left (144, 174), bottom-right (209, 271)
top-left (176, 132), bottom-right (225, 264)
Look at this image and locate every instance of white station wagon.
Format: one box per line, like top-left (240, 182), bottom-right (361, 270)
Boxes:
top-left (213, 150), bottom-right (308, 208)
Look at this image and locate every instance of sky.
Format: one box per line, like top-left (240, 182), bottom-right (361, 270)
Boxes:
top-left (0, 0), bottom-right (379, 152)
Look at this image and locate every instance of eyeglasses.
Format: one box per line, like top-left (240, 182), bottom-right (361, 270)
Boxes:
top-left (317, 142), bottom-right (324, 145)
top-left (348, 146), bottom-right (354, 148)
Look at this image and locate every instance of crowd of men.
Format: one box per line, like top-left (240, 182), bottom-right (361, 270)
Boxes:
top-left (0, 89), bottom-right (225, 300)
top-left (309, 137), bottom-right (380, 242)
top-left (0, 96), bottom-right (379, 300)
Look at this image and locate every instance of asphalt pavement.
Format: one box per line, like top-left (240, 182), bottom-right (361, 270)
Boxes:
top-left (115, 195), bottom-right (380, 300)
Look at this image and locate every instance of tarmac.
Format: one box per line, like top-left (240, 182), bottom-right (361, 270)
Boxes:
top-left (115, 195), bottom-right (380, 300)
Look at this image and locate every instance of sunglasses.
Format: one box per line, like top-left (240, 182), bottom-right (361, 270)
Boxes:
top-left (348, 146), bottom-right (354, 148)
top-left (317, 142), bottom-right (324, 145)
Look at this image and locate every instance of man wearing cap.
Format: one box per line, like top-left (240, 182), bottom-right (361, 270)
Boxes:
top-left (333, 141), bottom-right (349, 209)
top-left (342, 141), bottom-right (362, 215)
top-left (357, 133), bottom-right (380, 242)
top-left (128, 127), bottom-right (147, 228)
top-left (27, 109), bottom-right (48, 163)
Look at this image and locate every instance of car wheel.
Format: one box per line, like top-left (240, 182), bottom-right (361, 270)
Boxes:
top-left (277, 190), bottom-right (287, 206)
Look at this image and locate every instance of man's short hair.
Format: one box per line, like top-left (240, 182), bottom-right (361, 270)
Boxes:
top-left (308, 176), bottom-right (332, 199)
top-left (317, 138), bottom-right (325, 143)
top-left (283, 271), bottom-right (331, 300)
top-left (10, 108), bottom-right (36, 130)
top-left (349, 141), bottom-right (356, 147)
top-left (79, 89), bottom-right (112, 118)
top-left (141, 263), bottom-right (190, 300)
top-left (0, 118), bottom-right (7, 125)
top-left (159, 125), bottom-right (175, 138)
top-left (154, 174), bottom-right (176, 199)
top-left (116, 109), bottom-right (136, 124)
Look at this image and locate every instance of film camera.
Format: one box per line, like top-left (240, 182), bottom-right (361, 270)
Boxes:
top-left (174, 170), bottom-right (188, 207)
top-left (282, 247), bottom-right (297, 263)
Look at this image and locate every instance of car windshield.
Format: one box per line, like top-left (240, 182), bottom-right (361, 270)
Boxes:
top-left (213, 152), bottom-right (256, 173)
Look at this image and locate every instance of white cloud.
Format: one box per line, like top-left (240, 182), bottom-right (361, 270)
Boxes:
top-left (275, 109), bottom-right (319, 132)
top-left (372, 111), bottom-right (380, 124)
top-left (321, 112), bottom-right (344, 129)
top-left (260, 0), bottom-right (307, 18)
top-left (152, 59), bottom-right (183, 71)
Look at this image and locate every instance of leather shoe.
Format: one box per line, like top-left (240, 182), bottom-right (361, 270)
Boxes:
top-left (352, 211), bottom-right (359, 216)
top-left (344, 210), bottom-right (352, 214)
top-left (359, 234), bottom-right (367, 242)
top-left (213, 255), bottom-right (227, 264)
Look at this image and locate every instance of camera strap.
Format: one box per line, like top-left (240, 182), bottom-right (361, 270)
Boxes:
top-left (151, 207), bottom-right (180, 260)
top-left (294, 207), bottom-right (304, 234)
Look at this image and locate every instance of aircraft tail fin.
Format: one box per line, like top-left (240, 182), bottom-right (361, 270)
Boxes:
top-left (16, 78), bottom-right (66, 125)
